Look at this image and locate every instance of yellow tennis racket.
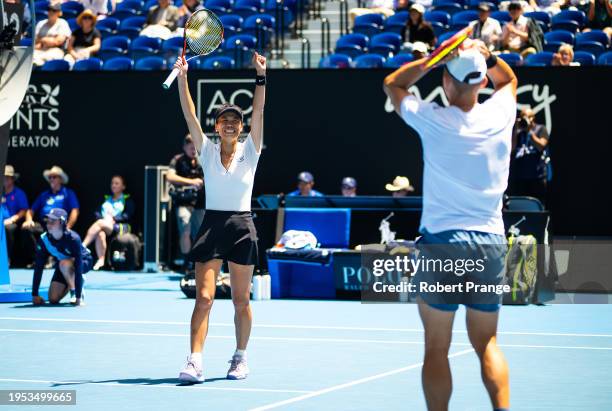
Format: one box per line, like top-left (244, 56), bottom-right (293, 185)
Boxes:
top-left (423, 26), bottom-right (473, 69)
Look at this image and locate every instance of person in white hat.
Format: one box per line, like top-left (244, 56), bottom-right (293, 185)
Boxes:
top-left (385, 176), bottom-right (415, 197)
top-left (384, 43), bottom-right (517, 411)
top-left (2, 165), bottom-right (29, 265)
top-left (403, 4), bottom-right (436, 49)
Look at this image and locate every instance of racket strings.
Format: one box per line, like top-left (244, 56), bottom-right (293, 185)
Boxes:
top-left (185, 10), bottom-right (224, 55)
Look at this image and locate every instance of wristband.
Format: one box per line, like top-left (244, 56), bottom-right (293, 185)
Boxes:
top-left (255, 75), bottom-right (266, 86)
top-left (486, 54), bottom-right (498, 69)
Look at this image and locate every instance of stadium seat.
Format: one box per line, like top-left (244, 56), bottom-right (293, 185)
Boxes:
top-left (551, 20), bottom-right (579, 33)
top-left (61, 1), bottom-right (84, 19)
top-left (353, 54), bottom-right (385, 68)
top-left (524, 51), bottom-right (553, 66)
top-left (490, 11), bottom-right (511, 25)
top-left (554, 10), bottom-right (585, 27)
top-left (544, 30), bottom-right (575, 45)
top-left (385, 11), bottom-right (409, 26)
top-left (233, 5), bottom-right (259, 18)
top-left (524, 11), bottom-right (550, 29)
top-left (506, 197), bottom-right (544, 211)
top-left (467, 0), bottom-right (496, 10)
top-left (110, 9), bottom-right (138, 21)
top-left (102, 56), bottom-right (134, 70)
top-left (144, 0), bottom-right (160, 10)
top-left (335, 44), bottom-right (365, 58)
top-left (318, 53), bottom-right (351, 68)
top-left (597, 51), bottom-right (612, 65)
top-left (236, 0), bottom-right (263, 9)
top-left (498, 52), bottom-right (522, 66)
top-left (119, 16), bottom-right (147, 39)
top-left (353, 13), bottom-right (385, 37)
top-left (116, 0), bottom-right (144, 14)
top-left (384, 52), bottom-right (414, 67)
top-left (97, 17), bottom-right (120, 37)
top-left (572, 50), bottom-right (596, 65)
top-left (20, 37), bottom-right (32, 47)
top-left (200, 56), bottom-right (236, 69)
top-left (451, 10), bottom-right (478, 26)
top-left (35, 0), bottom-right (49, 11)
top-left (336, 33), bottom-right (369, 49)
top-left (134, 56), bottom-right (166, 70)
top-left (206, 5), bottom-right (230, 15)
top-left (432, 4), bottom-right (463, 16)
top-left (206, 0), bottom-right (233, 8)
top-left (368, 43), bottom-right (395, 57)
top-left (433, 0), bottom-right (465, 6)
top-left (264, 3), bottom-right (294, 28)
top-left (370, 32), bottom-right (402, 51)
top-left (431, 21), bottom-right (448, 37)
top-left (576, 30), bottom-right (610, 48)
top-left (73, 57), bottom-right (103, 71)
top-left (67, 18), bottom-right (78, 32)
top-left (575, 41), bottom-right (606, 57)
top-left (41, 59), bottom-right (70, 71)
top-left (99, 35), bottom-right (131, 60)
top-left (424, 10), bottom-right (451, 26)
top-left (436, 30), bottom-right (458, 47)
top-left (220, 14), bottom-right (245, 29)
top-left (243, 14), bottom-right (275, 45)
top-left (224, 34), bottom-right (257, 49)
top-left (130, 36), bottom-right (163, 60)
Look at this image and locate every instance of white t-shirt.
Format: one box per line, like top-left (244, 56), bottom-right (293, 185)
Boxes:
top-left (198, 134), bottom-right (261, 212)
top-left (400, 89), bottom-right (516, 235)
top-left (503, 15), bottom-right (529, 50)
top-left (35, 18), bottom-right (71, 46)
top-left (81, 0), bottom-right (109, 15)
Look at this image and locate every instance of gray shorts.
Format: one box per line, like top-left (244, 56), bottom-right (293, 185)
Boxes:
top-left (177, 206), bottom-right (205, 239)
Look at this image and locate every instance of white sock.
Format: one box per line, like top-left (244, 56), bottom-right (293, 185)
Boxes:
top-left (189, 352), bottom-right (202, 366)
top-left (234, 349), bottom-right (246, 359)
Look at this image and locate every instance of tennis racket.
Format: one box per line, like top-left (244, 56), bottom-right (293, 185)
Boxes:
top-left (162, 8), bottom-right (224, 89)
top-left (422, 25), bottom-right (473, 69)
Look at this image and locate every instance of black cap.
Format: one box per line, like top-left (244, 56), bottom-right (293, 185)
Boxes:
top-left (477, 2), bottom-right (490, 11)
top-left (214, 104), bottom-right (243, 123)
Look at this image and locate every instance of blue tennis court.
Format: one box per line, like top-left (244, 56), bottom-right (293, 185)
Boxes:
top-left (1, 269), bottom-right (611, 411)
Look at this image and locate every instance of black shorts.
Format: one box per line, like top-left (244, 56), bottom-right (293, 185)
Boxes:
top-left (51, 256), bottom-right (93, 286)
top-left (188, 210), bottom-right (258, 266)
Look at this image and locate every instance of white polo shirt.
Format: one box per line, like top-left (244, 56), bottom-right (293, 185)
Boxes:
top-left (198, 134), bottom-right (261, 212)
top-left (400, 89), bottom-right (516, 235)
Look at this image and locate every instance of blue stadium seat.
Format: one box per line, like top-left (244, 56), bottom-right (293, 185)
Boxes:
top-left (551, 20), bottom-right (579, 33)
top-left (431, 21), bottom-right (448, 37)
top-left (384, 52), bottom-right (414, 67)
top-left (598, 51), bottom-right (612, 65)
top-left (370, 32), bottom-right (402, 50)
top-left (450, 22), bottom-right (469, 31)
top-left (99, 35), bottom-right (131, 60)
top-left (220, 14), bottom-right (244, 29)
top-left (35, 0), bottom-right (49, 11)
top-left (575, 41), bottom-right (606, 57)
top-left (354, 13), bottom-right (385, 27)
top-left (236, 0), bottom-right (263, 9)
top-left (436, 30), bottom-right (458, 47)
top-left (353, 53), bottom-right (385, 68)
top-left (335, 44), bottom-right (365, 58)
top-left (130, 35), bottom-right (162, 59)
top-left (73, 57), bottom-right (103, 71)
top-left (224, 34), bottom-right (257, 49)
top-left (119, 16), bottom-right (146, 39)
top-left (432, 4), bottom-right (463, 16)
top-left (336, 33), bottom-right (369, 49)
top-left (144, 0), bottom-right (161, 10)
top-left (353, 13), bottom-right (385, 37)
top-left (498, 52), bottom-right (522, 66)
top-left (490, 11), bottom-right (510, 24)
top-left (97, 17), bottom-right (120, 36)
top-left (572, 50), bottom-right (596, 65)
top-left (576, 30), bottom-right (610, 48)
top-left (264, 3), bottom-right (294, 28)
top-left (61, 1), bottom-right (84, 19)
top-left (41, 59), bottom-right (70, 71)
top-left (67, 18), bottom-right (78, 32)
top-left (206, 5), bottom-right (230, 15)
top-left (385, 11), bottom-right (409, 26)
top-left (451, 10), bottom-right (478, 26)
top-left (368, 43), bottom-right (395, 57)
top-left (424, 10), bottom-right (451, 26)
top-left (206, 0), bottom-right (232, 8)
top-left (243, 14), bottom-right (275, 46)
top-left (200, 56), bottom-right (236, 69)
top-left (110, 9), bottom-right (138, 21)
top-left (233, 5), bottom-right (258, 18)
top-left (244, 13), bottom-right (275, 29)
top-left (116, 0), bottom-right (144, 14)
top-left (319, 53), bottom-right (351, 68)
top-left (554, 10), bottom-right (585, 27)
top-left (20, 37), bottom-right (32, 47)
top-left (544, 30), bottom-right (575, 45)
top-left (524, 51), bottom-right (553, 66)
top-left (433, 0), bottom-right (465, 6)
top-left (524, 11), bottom-right (550, 28)
top-left (134, 56), bottom-right (166, 70)
top-left (467, 0), bottom-right (497, 10)
top-left (102, 56), bottom-right (134, 70)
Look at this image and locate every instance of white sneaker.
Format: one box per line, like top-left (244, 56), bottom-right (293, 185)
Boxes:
top-left (227, 355), bottom-right (249, 380)
top-left (179, 357), bottom-right (204, 383)
top-left (93, 259), bottom-right (105, 271)
top-left (69, 290), bottom-right (76, 304)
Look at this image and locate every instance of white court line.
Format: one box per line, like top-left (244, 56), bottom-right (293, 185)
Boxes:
top-left (248, 349), bottom-right (474, 411)
top-left (0, 379), bottom-right (311, 394)
top-left (2, 329), bottom-right (612, 351)
top-left (2, 317), bottom-right (612, 338)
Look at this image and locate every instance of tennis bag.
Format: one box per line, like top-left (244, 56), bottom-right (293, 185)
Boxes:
top-left (180, 272), bottom-right (232, 299)
top-left (503, 234), bottom-right (538, 304)
top-left (109, 233), bottom-right (141, 271)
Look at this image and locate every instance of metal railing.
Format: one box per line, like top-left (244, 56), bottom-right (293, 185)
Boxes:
top-left (273, 0), bottom-right (286, 58)
top-left (321, 17), bottom-right (331, 58)
top-left (339, 0), bottom-right (349, 36)
top-left (301, 38), bottom-right (311, 68)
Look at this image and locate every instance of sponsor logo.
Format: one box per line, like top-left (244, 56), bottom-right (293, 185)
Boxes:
top-left (196, 79), bottom-right (256, 136)
top-left (9, 84), bottom-right (61, 148)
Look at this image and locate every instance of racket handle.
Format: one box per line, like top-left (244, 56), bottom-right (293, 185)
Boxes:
top-left (162, 68), bottom-right (180, 90)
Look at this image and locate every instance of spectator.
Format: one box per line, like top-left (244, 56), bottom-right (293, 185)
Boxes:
top-left (349, 0), bottom-right (395, 26)
top-left (341, 177), bottom-right (357, 197)
top-left (64, 9), bottom-right (101, 67)
top-left (470, 3), bottom-right (502, 51)
top-left (411, 41), bottom-right (429, 59)
top-left (288, 171), bottom-right (324, 197)
top-left (402, 4), bottom-right (436, 49)
top-left (501, 2), bottom-right (537, 57)
top-left (178, 0), bottom-right (203, 28)
top-left (83, 175), bottom-right (135, 271)
top-left (552, 43), bottom-right (580, 66)
top-left (166, 135), bottom-right (205, 271)
top-left (22, 166), bottom-right (80, 266)
top-left (509, 108), bottom-right (550, 205)
top-left (2, 166), bottom-right (28, 266)
top-left (81, 0), bottom-right (116, 18)
top-left (396, 0), bottom-right (411, 12)
top-left (33, 3), bottom-right (71, 66)
top-left (585, 0), bottom-right (612, 37)
top-left (528, 0), bottom-right (562, 14)
top-left (31, 208), bottom-right (92, 307)
top-left (385, 176), bottom-right (414, 197)
top-left (142, 0), bottom-right (180, 38)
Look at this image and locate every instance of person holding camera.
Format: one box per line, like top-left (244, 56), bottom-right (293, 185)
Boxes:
top-left (167, 134), bottom-right (205, 271)
top-left (510, 108), bottom-right (550, 206)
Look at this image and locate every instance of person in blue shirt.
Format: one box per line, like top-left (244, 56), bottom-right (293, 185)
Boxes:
top-left (2, 165), bottom-right (29, 265)
top-left (31, 208), bottom-right (93, 306)
top-left (287, 171), bottom-right (324, 197)
top-left (83, 175), bottom-right (135, 271)
top-left (21, 166), bottom-right (80, 266)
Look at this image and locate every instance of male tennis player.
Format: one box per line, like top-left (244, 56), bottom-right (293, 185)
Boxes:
top-left (384, 43), bottom-right (516, 411)
top-left (174, 52), bottom-right (266, 383)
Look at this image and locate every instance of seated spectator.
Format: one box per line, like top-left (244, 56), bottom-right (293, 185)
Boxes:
top-left (552, 43), bottom-right (580, 65)
top-left (396, 0), bottom-right (411, 12)
top-left (33, 3), bottom-right (71, 66)
top-left (341, 177), bottom-right (357, 197)
top-left (501, 2), bottom-right (537, 57)
top-left (411, 41), bottom-right (430, 58)
top-left (349, 0), bottom-right (395, 27)
top-left (385, 176), bottom-right (414, 197)
top-left (528, 0), bottom-right (562, 14)
top-left (64, 9), bottom-right (101, 67)
top-left (21, 166), bottom-right (79, 267)
top-left (470, 3), bottom-right (502, 51)
top-left (2, 166), bottom-right (28, 266)
top-left (585, 0), bottom-right (612, 37)
top-left (142, 0), bottom-right (180, 39)
top-left (31, 208), bottom-right (92, 307)
top-left (83, 175), bottom-right (135, 271)
top-left (402, 4), bottom-right (436, 50)
top-left (178, 0), bottom-right (204, 28)
top-left (81, 0), bottom-right (116, 18)
top-left (288, 171), bottom-right (323, 197)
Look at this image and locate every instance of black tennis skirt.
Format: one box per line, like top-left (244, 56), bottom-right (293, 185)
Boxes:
top-left (188, 210), bottom-right (258, 266)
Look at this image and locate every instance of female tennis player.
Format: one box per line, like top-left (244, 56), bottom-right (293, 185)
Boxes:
top-left (174, 52), bottom-right (266, 383)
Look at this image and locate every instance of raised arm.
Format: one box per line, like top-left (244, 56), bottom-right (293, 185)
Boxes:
top-left (174, 57), bottom-right (206, 153)
top-left (476, 42), bottom-right (518, 98)
top-left (383, 57), bottom-right (430, 115)
top-left (250, 52), bottom-right (266, 153)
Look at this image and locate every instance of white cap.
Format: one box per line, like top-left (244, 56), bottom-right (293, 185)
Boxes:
top-left (445, 48), bottom-right (487, 85)
top-left (410, 3), bottom-right (425, 14)
top-left (412, 41), bottom-right (429, 54)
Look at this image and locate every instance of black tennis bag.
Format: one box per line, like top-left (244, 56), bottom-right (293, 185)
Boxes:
top-left (180, 272), bottom-right (232, 299)
top-left (109, 233), bottom-right (141, 271)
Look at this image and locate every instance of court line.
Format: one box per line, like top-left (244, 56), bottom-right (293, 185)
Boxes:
top-left (0, 379), bottom-right (312, 394)
top-left (248, 349), bottom-right (474, 411)
top-left (2, 329), bottom-right (612, 350)
top-left (2, 317), bottom-right (612, 338)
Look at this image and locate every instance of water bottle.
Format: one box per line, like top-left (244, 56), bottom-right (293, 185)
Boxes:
top-left (262, 274), bottom-right (271, 300)
top-left (252, 275), bottom-right (263, 301)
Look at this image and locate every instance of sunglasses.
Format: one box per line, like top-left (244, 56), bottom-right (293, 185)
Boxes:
top-left (82, 16), bottom-right (93, 20)
top-left (48, 175), bottom-right (61, 180)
